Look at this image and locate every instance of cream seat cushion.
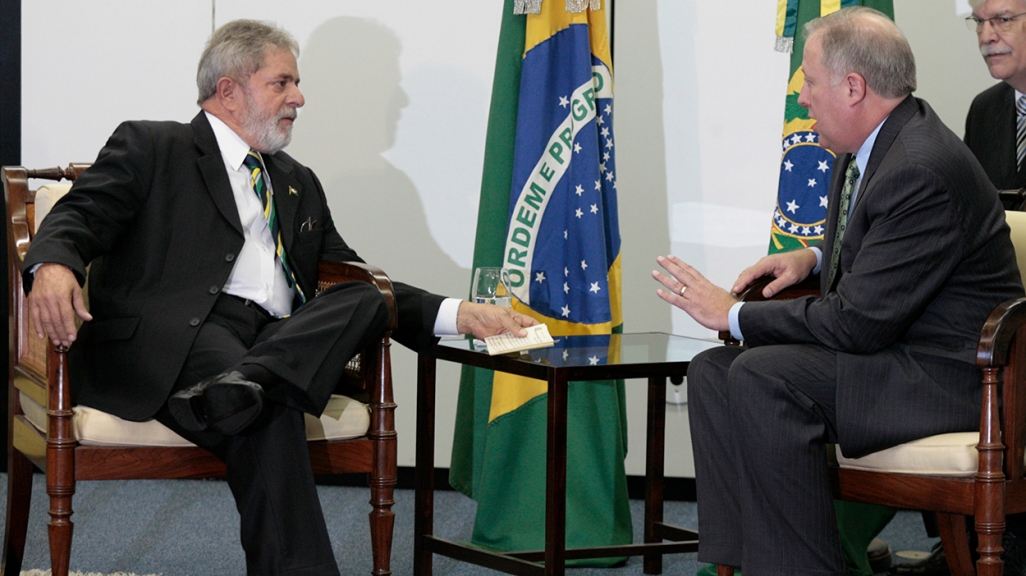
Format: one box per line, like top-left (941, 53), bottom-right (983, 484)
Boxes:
top-left (836, 433), bottom-right (981, 477)
top-left (21, 390), bottom-right (370, 446)
top-left (28, 179), bottom-right (371, 445)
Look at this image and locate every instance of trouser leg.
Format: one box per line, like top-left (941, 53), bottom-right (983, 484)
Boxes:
top-left (156, 404), bottom-right (340, 576)
top-left (689, 344), bottom-right (845, 576)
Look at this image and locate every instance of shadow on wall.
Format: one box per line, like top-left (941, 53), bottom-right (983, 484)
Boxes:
top-left (289, 16), bottom-right (465, 296)
top-left (616, 0), bottom-right (674, 334)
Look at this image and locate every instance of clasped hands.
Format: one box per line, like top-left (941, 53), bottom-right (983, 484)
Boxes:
top-left (651, 249), bottom-right (817, 331)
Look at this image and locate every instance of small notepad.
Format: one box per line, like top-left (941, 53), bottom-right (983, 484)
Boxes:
top-left (484, 324), bottom-right (555, 356)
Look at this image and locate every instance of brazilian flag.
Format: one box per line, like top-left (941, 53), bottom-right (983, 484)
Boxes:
top-left (449, 0), bottom-right (630, 565)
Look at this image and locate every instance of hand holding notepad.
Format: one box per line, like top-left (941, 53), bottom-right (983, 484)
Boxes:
top-left (484, 324), bottom-right (554, 356)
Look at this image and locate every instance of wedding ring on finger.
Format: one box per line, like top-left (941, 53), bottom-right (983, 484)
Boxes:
top-left (679, 285), bottom-right (687, 296)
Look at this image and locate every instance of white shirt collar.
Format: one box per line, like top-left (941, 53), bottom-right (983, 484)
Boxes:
top-left (204, 111), bottom-right (253, 171)
top-left (854, 116), bottom-right (886, 181)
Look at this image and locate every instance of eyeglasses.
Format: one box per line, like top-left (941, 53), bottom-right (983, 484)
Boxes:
top-left (966, 11), bottom-right (1026, 32)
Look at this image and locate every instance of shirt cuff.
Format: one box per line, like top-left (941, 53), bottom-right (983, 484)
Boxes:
top-left (809, 246), bottom-right (823, 275)
top-left (728, 301), bottom-right (745, 342)
top-left (433, 297), bottom-right (462, 336)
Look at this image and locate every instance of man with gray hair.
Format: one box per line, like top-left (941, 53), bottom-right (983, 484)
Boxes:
top-left (966, 0), bottom-right (1026, 205)
top-left (652, 7), bottom-right (1022, 574)
top-left (23, 18), bottom-right (534, 575)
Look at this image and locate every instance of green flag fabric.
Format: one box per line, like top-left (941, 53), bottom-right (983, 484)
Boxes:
top-left (450, 0), bottom-right (630, 566)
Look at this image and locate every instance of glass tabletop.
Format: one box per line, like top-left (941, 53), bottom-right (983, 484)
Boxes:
top-left (435, 331), bottom-right (722, 370)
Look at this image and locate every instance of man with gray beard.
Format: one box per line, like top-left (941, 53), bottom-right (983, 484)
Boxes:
top-left (22, 19), bottom-right (534, 575)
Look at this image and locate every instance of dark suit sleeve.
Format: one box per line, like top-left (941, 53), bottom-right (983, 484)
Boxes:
top-left (740, 162), bottom-right (965, 354)
top-left (23, 121), bottom-right (154, 292)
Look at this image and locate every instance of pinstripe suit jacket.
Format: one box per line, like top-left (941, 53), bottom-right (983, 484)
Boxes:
top-left (965, 81), bottom-right (1026, 192)
top-left (740, 96), bottom-right (1023, 458)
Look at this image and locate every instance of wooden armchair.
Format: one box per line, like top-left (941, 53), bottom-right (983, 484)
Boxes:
top-left (1, 164), bottom-right (399, 576)
top-left (714, 210), bottom-right (1026, 576)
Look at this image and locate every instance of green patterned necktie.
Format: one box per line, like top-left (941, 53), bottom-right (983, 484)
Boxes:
top-left (825, 159), bottom-right (859, 291)
top-left (242, 150), bottom-right (306, 311)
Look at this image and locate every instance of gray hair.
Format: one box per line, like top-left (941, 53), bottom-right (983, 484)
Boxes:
top-left (196, 19), bottom-right (300, 105)
top-left (968, 0), bottom-right (1026, 9)
top-left (803, 6), bottom-right (916, 99)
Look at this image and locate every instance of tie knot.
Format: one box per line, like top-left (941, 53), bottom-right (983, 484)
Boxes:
top-left (243, 150), bottom-right (262, 172)
top-left (1018, 95), bottom-right (1026, 117)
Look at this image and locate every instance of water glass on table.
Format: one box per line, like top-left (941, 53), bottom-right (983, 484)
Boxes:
top-left (471, 267), bottom-right (512, 308)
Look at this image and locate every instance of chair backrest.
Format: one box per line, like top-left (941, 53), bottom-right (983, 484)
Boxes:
top-left (1006, 210), bottom-right (1026, 286)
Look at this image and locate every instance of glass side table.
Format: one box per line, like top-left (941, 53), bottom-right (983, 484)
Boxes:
top-left (414, 332), bottom-right (721, 575)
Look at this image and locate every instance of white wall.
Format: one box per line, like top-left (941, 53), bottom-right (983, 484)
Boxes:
top-left (22, 0), bottom-right (996, 478)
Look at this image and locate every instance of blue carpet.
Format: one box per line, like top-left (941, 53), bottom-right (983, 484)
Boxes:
top-left (0, 473), bottom-right (937, 575)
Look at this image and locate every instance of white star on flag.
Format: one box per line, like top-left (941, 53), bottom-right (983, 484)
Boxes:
top-left (596, 115), bottom-right (604, 125)
top-left (589, 356), bottom-right (600, 365)
top-left (814, 225), bottom-right (824, 234)
top-left (805, 133), bottom-right (817, 142)
top-left (575, 208), bottom-right (583, 218)
top-left (606, 171), bottom-right (614, 182)
top-left (590, 204), bottom-right (599, 214)
top-left (787, 200), bottom-right (799, 213)
top-left (561, 305), bottom-right (571, 317)
top-left (605, 104), bottom-right (612, 115)
top-left (564, 267), bottom-right (569, 276)
top-left (784, 160), bottom-right (794, 172)
top-left (789, 223), bottom-right (799, 233)
top-left (599, 162), bottom-right (606, 173)
top-left (601, 127), bottom-right (610, 137)
top-left (575, 184), bottom-right (584, 196)
top-left (595, 180), bottom-right (601, 190)
top-left (558, 96), bottom-right (569, 108)
top-left (563, 282), bottom-right (569, 293)
top-left (603, 151), bottom-right (610, 161)
top-left (574, 142), bottom-right (582, 154)
top-left (535, 271), bottom-right (546, 283)
top-left (808, 178), bottom-right (817, 187)
top-left (589, 282), bottom-right (601, 293)
top-left (605, 139), bottom-right (614, 149)
top-left (562, 350), bottom-right (569, 361)
top-left (820, 196), bottom-right (828, 207)
top-left (818, 160), bottom-right (829, 172)
top-left (581, 260), bottom-right (588, 270)
top-left (564, 229), bottom-right (568, 239)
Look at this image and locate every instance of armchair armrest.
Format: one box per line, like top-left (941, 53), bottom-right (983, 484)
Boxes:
top-left (718, 274), bottom-right (821, 345)
top-left (316, 260), bottom-right (397, 331)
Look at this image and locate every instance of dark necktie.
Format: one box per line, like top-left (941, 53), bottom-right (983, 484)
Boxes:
top-left (242, 150), bottom-right (306, 311)
top-left (825, 159), bottom-right (859, 291)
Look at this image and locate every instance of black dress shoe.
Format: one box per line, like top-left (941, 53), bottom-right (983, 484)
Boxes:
top-left (168, 371), bottom-right (265, 435)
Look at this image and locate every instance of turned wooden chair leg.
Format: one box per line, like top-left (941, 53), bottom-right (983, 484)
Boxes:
top-left (936, 513), bottom-right (975, 576)
top-left (368, 340), bottom-right (396, 576)
top-left (1, 450), bottom-right (34, 576)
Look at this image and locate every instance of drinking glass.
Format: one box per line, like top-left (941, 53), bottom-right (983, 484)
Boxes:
top-left (471, 267), bottom-right (512, 307)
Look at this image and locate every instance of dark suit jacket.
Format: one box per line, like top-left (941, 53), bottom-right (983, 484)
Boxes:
top-left (23, 112), bottom-right (445, 422)
top-left (740, 96), bottom-right (1023, 458)
top-left (965, 81), bottom-right (1026, 192)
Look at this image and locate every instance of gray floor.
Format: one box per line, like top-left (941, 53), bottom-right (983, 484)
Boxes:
top-left (0, 473), bottom-right (937, 575)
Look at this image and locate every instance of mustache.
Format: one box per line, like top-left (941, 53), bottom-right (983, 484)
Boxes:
top-left (277, 107), bottom-right (298, 121)
top-left (982, 44), bottom-right (1013, 56)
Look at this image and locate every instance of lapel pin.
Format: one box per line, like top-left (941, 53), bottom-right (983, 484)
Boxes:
top-left (289, 186), bottom-right (299, 196)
